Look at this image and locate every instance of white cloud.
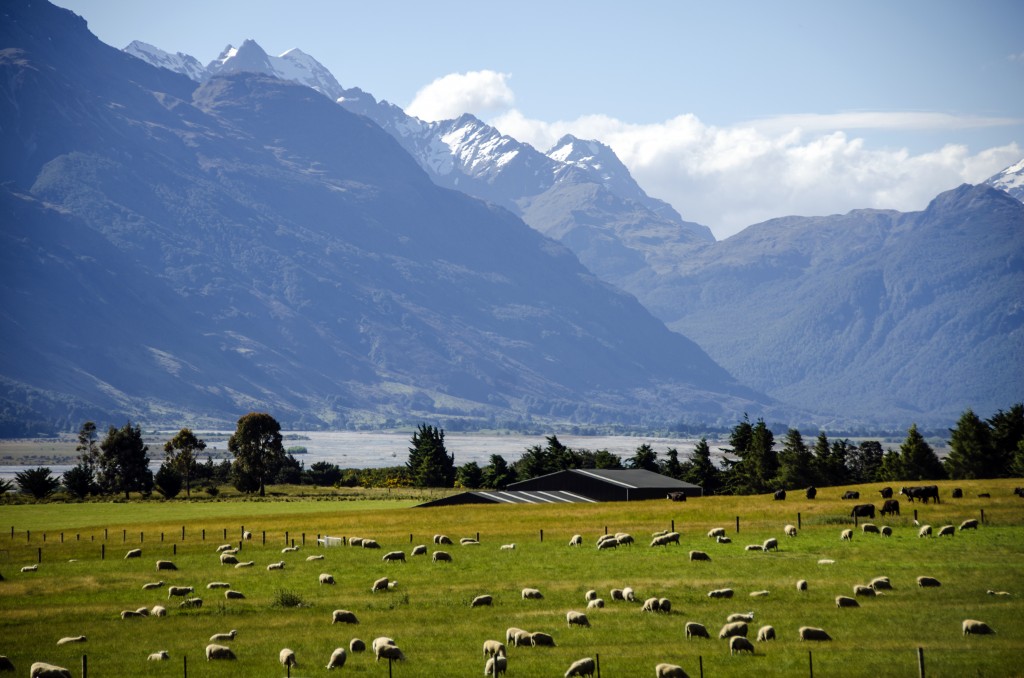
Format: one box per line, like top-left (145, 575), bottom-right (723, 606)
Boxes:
top-left (406, 70), bottom-right (514, 122)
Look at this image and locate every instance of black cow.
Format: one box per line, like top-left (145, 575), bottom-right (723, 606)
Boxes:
top-left (951, 488), bottom-right (963, 498)
top-left (841, 491), bottom-right (860, 500)
top-left (667, 492), bottom-right (687, 502)
top-left (1015, 487), bottom-right (1024, 497)
top-left (878, 487), bottom-right (893, 499)
top-left (850, 503), bottom-right (875, 519)
top-left (806, 486), bottom-right (817, 500)
top-left (900, 485), bottom-right (940, 504)
top-left (880, 499), bottom-right (900, 517)
top-left (773, 489), bottom-right (786, 501)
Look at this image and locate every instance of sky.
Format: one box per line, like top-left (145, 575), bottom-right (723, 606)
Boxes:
top-left (53, 0), bottom-right (1024, 239)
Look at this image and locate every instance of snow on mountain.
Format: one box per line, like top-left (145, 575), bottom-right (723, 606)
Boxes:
top-left (986, 158), bottom-right (1024, 202)
top-left (123, 40), bottom-right (207, 81)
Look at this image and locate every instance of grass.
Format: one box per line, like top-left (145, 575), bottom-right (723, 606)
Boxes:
top-left (0, 479), bottom-right (1022, 677)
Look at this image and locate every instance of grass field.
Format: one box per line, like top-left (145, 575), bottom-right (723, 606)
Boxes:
top-left (1, 479), bottom-right (1023, 677)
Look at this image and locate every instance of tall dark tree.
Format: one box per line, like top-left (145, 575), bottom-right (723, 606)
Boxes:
top-left (456, 461), bottom-right (483, 489)
top-left (98, 422), bottom-right (153, 499)
top-left (878, 448), bottom-right (905, 481)
top-left (847, 440), bottom-right (884, 484)
top-left (661, 447), bottom-right (684, 479)
top-left (406, 424), bottom-right (455, 488)
top-left (481, 454), bottom-right (515, 489)
top-left (306, 461), bottom-right (343, 486)
top-left (944, 408), bottom-right (996, 479)
top-left (71, 421), bottom-right (100, 496)
top-left (627, 444), bottom-right (659, 472)
top-left (723, 417), bottom-right (776, 494)
top-left (61, 464), bottom-right (95, 499)
top-left (591, 449), bottom-right (624, 469)
top-left (684, 437), bottom-right (721, 495)
top-left (163, 428), bottom-right (206, 497)
top-left (16, 467), bottom-right (60, 499)
top-left (899, 423), bottom-right (947, 481)
top-left (153, 463), bottom-right (183, 499)
top-left (775, 428), bottom-right (815, 489)
top-left (987, 404), bottom-right (1023, 475)
top-left (1010, 438), bottom-right (1024, 478)
top-left (228, 412), bottom-right (285, 497)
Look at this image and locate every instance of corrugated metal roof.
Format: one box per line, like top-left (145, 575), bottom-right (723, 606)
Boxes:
top-left (508, 468), bottom-right (701, 491)
top-left (414, 490), bottom-right (597, 508)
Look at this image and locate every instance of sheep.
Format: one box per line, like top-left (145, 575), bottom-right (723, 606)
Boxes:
top-left (209, 630), bottom-right (237, 642)
top-left (460, 537), bottom-right (480, 546)
top-left (134, 606), bottom-right (150, 616)
top-left (178, 597), bottom-right (202, 609)
top-left (917, 576), bottom-right (942, 587)
top-left (853, 585), bottom-right (876, 597)
top-left (960, 519), bottom-right (979, 531)
top-left (840, 529), bottom-right (853, 541)
top-left (0, 657), bottom-right (13, 672)
top-left (798, 626), bottom-right (832, 641)
top-left (375, 644), bottom-right (406, 662)
top-left (56, 636), bottom-right (86, 645)
top-left (155, 560), bottom-right (177, 571)
top-left (207, 581), bottom-right (230, 589)
top-left (659, 598), bottom-right (672, 613)
top-left (320, 573), bottom-right (336, 585)
top-left (205, 644), bottom-right (236, 660)
top-left (499, 542), bottom-right (517, 551)
top-left (796, 579), bottom-right (808, 591)
top-left (881, 526), bottom-right (893, 537)
top-left (142, 580), bottom-right (164, 590)
top-left (587, 598), bottom-right (605, 609)
top-left (918, 524), bottom-right (933, 538)
top-left (234, 561), bottom-right (254, 568)
top-left (585, 589), bottom-right (597, 601)
top-left (749, 590), bottom-right (770, 597)
top-left (372, 637), bottom-right (395, 654)
top-left (506, 627), bottom-right (528, 646)
top-left (870, 576), bottom-right (892, 591)
top-left (281, 546), bottom-right (299, 553)
top-left (569, 534), bottom-right (583, 546)
top-left (432, 551), bottom-right (452, 563)
top-left (350, 639), bottom-right (366, 652)
top-left (962, 619), bottom-right (995, 635)
top-left (861, 523), bottom-right (880, 534)
top-left (744, 544), bottom-right (763, 551)
top-left (434, 534), bottom-right (453, 545)
top-left (730, 636), bottom-right (755, 655)
top-left (124, 548), bottom-right (142, 559)
top-left (685, 621), bottom-right (710, 638)
top-left (708, 588), bottom-right (734, 599)
top-left (987, 590), bottom-right (1011, 597)
top-left (564, 657), bottom-right (595, 677)
top-left (757, 625), bottom-right (776, 641)
top-left (655, 664), bottom-right (689, 678)
top-left (21, 565), bottom-right (38, 573)
top-left (651, 532), bottom-right (680, 546)
top-left (224, 590), bottom-right (245, 599)
top-left (267, 561), bottom-right (285, 571)
top-left (147, 651), bottom-right (169, 661)
top-left (938, 525), bottom-right (955, 537)
top-left (652, 530), bottom-right (669, 538)
top-left (29, 663), bottom-right (72, 678)
top-left (818, 559), bottom-right (835, 565)
top-left (483, 639), bottom-right (506, 657)
top-left (471, 594), bottom-right (493, 607)
top-left (835, 595), bottom-right (860, 608)
top-left (362, 539), bottom-right (381, 549)
top-left (529, 631), bottom-right (556, 647)
top-left (331, 609), bottom-right (359, 624)
top-left (151, 605), bottom-right (166, 617)
top-left (522, 587), bottom-right (543, 599)
top-left (242, 531), bottom-right (252, 540)
top-left (708, 527), bottom-right (726, 538)
top-left (349, 537), bottom-right (364, 546)
top-left (689, 550), bottom-right (711, 561)
top-left (610, 588), bottom-right (625, 601)
top-left (120, 610), bottom-right (145, 619)
top-left (598, 538), bottom-right (618, 550)
top-left (727, 612), bottom-right (754, 623)
top-left (374, 577), bottom-right (397, 592)
top-left (718, 621), bottom-right (748, 638)
top-left (382, 550), bottom-right (406, 562)
top-left (411, 544), bottom-right (427, 556)
top-left (615, 533), bottom-right (634, 546)
top-left (167, 585), bottom-right (193, 599)
top-left (784, 524), bottom-right (797, 537)
top-left (325, 647), bottom-right (346, 667)
top-left (642, 597), bottom-right (661, 612)
top-left (716, 535), bottom-right (732, 544)
top-left (279, 648), bottom-right (298, 668)
top-left (623, 586), bottom-right (636, 602)
top-left (219, 553), bottom-right (238, 565)
top-left (763, 537), bottom-right (779, 552)
top-left (484, 655), bottom-right (508, 676)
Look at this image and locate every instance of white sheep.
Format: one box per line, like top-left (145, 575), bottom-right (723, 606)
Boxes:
top-left (757, 625), bottom-right (776, 641)
top-left (798, 626), bottom-right (832, 641)
top-left (623, 586), bottom-right (635, 602)
top-left (744, 544), bottom-right (763, 551)
top-left (853, 585), bottom-right (876, 597)
top-left (267, 561), bottom-right (285, 571)
top-left (147, 651), bottom-right (169, 661)
top-left (219, 553), bottom-right (238, 565)
top-left (784, 524), bottom-right (797, 537)
top-left (371, 576), bottom-right (395, 592)
top-left (29, 663), bottom-right (72, 678)
top-left (178, 597), bottom-right (202, 609)
top-left (207, 581), bottom-right (230, 589)
top-left (642, 597), bottom-right (660, 613)
top-left (587, 598), bottom-right (604, 609)
top-left (835, 596), bottom-right (859, 608)
top-left (689, 550), bottom-right (711, 561)
top-left (167, 585), bottom-right (193, 599)
top-left (716, 535), bottom-right (732, 544)
top-left (124, 548), bottom-right (142, 559)
top-left (962, 619), bottom-right (995, 635)
top-left (584, 589), bottom-right (597, 601)
top-left (350, 639), bottom-right (366, 652)
top-left (616, 533), bottom-right (634, 546)
top-left (567, 610), bottom-right (590, 627)
top-left (840, 529), bottom-right (853, 541)
top-left (529, 632), bottom-right (556, 646)
top-left (234, 561), bottom-right (254, 568)
top-left (432, 551), bottom-right (452, 562)
top-left (56, 636), bottom-right (86, 645)
top-left (959, 519), bottom-right (979, 531)
top-left (881, 526), bottom-right (893, 537)
top-left (707, 588), bottom-right (734, 599)
top-left (242, 531), bottom-right (252, 540)
top-left (460, 537), bottom-right (480, 546)
top-left (434, 534), bottom-right (453, 545)
top-left (938, 524), bottom-right (955, 537)
top-left (375, 644), bottom-right (405, 662)
top-left (151, 605), bottom-right (166, 617)
top-left (569, 534), bottom-right (583, 546)
top-left (155, 560), bottom-right (177, 571)
top-left (862, 523), bottom-right (880, 534)
top-left (362, 539), bottom-right (381, 549)
top-left (209, 630), bottom-right (237, 642)
top-left (349, 537), bottom-right (364, 547)
top-left (658, 598), bottom-right (672, 613)
top-left (306, 554), bottom-right (325, 561)
top-left (870, 576), bottom-right (892, 590)
top-left (320, 573), bottom-right (336, 585)
top-left (729, 636), bottom-right (755, 655)
top-left (986, 590), bottom-right (1011, 597)
top-left (411, 544), bottom-right (427, 556)
top-left (763, 537), bottom-right (779, 552)
top-left (727, 612), bottom-right (754, 623)
top-left (21, 565), bottom-right (38, 573)
top-left (796, 579), bottom-right (808, 591)
top-left (917, 576), bottom-right (941, 587)
top-left (685, 622), bottom-right (709, 638)
top-left (749, 590), bottom-right (770, 597)
top-left (0, 657), bottom-right (13, 672)
top-left (655, 663), bottom-right (689, 678)
top-left (142, 580), bottom-right (164, 590)
top-left (372, 637), bottom-right (395, 654)
top-left (598, 538), bottom-right (618, 550)
top-left (718, 621), bottom-right (748, 638)
top-left (564, 657), bottom-right (595, 677)
top-left (708, 527), bottom-right (726, 538)
top-left (610, 588), bottom-right (624, 601)
top-left (522, 587), bottom-right (543, 599)
top-left (506, 627), bottom-right (527, 646)
top-left (500, 543), bottom-right (516, 550)
top-left (918, 524), bottom-right (933, 538)
top-left (216, 544), bottom-right (233, 553)
top-left (279, 648), bottom-right (297, 668)
top-left (326, 647), bottom-right (347, 670)
top-left (224, 590), bottom-right (245, 599)
top-left (331, 609), bottom-right (359, 624)
top-left (482, 639), bottom-right (506, 657)
top-left (120, 610), bottom-right (144, 619)
top-left (205, 644), bottom-right (236, 660)
top-left (484, 655), bottom-right (508, 676)
top-left (471, 594), bottom-right (493, 607)
top-left (382, 550), bottom-right (406, 562)
top-left (818, 559), bottom-right (835, 565)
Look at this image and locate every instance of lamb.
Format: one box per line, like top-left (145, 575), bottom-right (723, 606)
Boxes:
top-left (564, 657), bottom-right (595, 677)
top-left (411, 544), bottom-right (427, 556)
top-left (209, 630), bottom-right (237, 642)
top-left (986, 590), bottom-right (1011, 597)
top-left (585, 589), bottom-right (597, 601)
top-left (840, 529), bottom-right (853, 541)
top-left (432, 551), bottom-right (452, 562)
top-left (917, 576), bottom-right (941, 587)
top-left (655, 664), bottom-right (689, 678)
top-left (730, 636), bottom-right (755, 655)
top-left (718, 621), bottom-right (748, 638)
top-left (167, 585), bottom-right (193, 599)
top-left (267, 561), bottom-right (285, 570)
top-left (327, 647), bottom-right (348, 667)
top-left (234, 561), bottom-right (254, 568)
top-left (483, 639), bottom-right (506, 657)
top-left (529, 632), bottom-right (556, 647)
top-left (569, 534), bottom-right (583, 546)
top-left (918, 524), bottom-right (933, 538)
top-left (21, 565), bottom-right (38, 573)
top-left (727, 612), bottom-right (754, 623)
top-left (938, 524), bottom-right (955, 537)
top-left (242, 531), bottom-right (252, 540)
top-left (205, 644), bottom-right (236, 660)
top-left (716, 536), bottom-right (732, 544)
top-left (587, 598), bottom-right (605, 609)
top-left (960, 519), bottom-right (979, 531)
top-left (708, 527), bottom-right (726, 538)
top-left (460, 537), bottom-right (480, 545)
top-left (142, 580), bottom-right (164, 590)
top-left (320, 573), bottom-right (336, 585)
top-left (708, 588), bottom-right (734, 599)
top-left (350, 639), bottom-right (366, 652)
top-left (689, 550), bottom-right (711, 561)
top-left (796, 579), bottom-right (808, 591)
top-left (784, 524), bottom-right (797, 537)
top-left (861, 523), bottom-right (880, 534)
top-left (279, 648), bottom-right (297, 668)
top-left (471, 594), bottom-right (493, 607)
top-left (962, 619), bottom-right (995, 635)
top-left (151, 605), bottom-right (166, 617)
top-left (124, 548), bottom-right (142, 559)
top-left (798, 626), bottom-right (832, 641)
top-left (484, 655), bottom-right (507, 676)
top-left (207, 581), bottom-right (230, 589)
top-left (224, 590), bottom-right (245, 599)
top-left (375, 644), bottom-right (406, 662)
top-left (522, 587), bottom-right (543, 599)
top-left (763, 537), bottom-right (779, 552)
top-left (869, 576), bottom-right (892, 591)
top-left (836, 595), bottom-right (860, 608)
top-left (281, 546), bottom-right (299, 553)
top-left (434, 534), bottom-right (454, 545)
top-left (382, 550), bottom-right (406, 562)
top-left (56, 636), bottom-right (86, 645)
top-left (641, 597), bottom-right (661, 612)
top-left (29, 663), bottom-right (72, 678)
top-left (155, 560), bottom-right (177, 571)
top-left (147, 651), bottom-right (169, 661)
top-left (331, 609), bottom-right (359, 624)
top-left (219, 553), bottom-right (238, 565)
top-left (757, 625), bottom-right (776, 641)
top-left (881, 526), bottom-right (893, 537)
top-left (685, 622), bottom-right (710, 638)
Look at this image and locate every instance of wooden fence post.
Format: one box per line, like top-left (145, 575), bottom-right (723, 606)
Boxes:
top-left (699, 655), bottom-right (704, 678)
top-left (82, 654), bottom-right (87, 678)
top-left (809, 650), bottom-right (813, 678)
top-left (539, 529), bottom-right (543, 542)
top-left (736, 516), bottom-right (740, 533)
top-left (596, 653), bottom-right (601, 678)
top-left (918, 646), bottom-right (925, 678)
top-left (798, 512), bottom-right (802, 529)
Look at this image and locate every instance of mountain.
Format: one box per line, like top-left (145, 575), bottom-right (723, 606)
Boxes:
top-left (0, 0), bottom-right (768, 435)
top-left (986, 158), bottom-right (1024, 203)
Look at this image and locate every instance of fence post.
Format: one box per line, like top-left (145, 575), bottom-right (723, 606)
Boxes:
top-left (699, 655), bottom-right (704, 678)
top-left (596, 653), bottom-right (601, 678)
top-left (476, 532), bottom-right (480, 542)
top-left (101, 544), bottom-right (105, 560)
top-left (223, 528), bottom-right (227, 540)
top-left (82, 654), bottom-right (87, 678)
top-left (410, 533), bottom-right (413, 543)
top-left (183, 654), bottom-right (187, 678)
top-left (798, 512), bottom-right (802, 529)
top-left (539, 529), bottom-right (543, 542)
top-left (285, 531), bottom-right (289, 544)
top-left (671, 519), bottom-right (675, 532)
top-left (981, 508), bottom-right (985, 524)
top-left (37, 547), bottom-right (41, 563)
top-left (736, 516), bottom-right (740, 533)
top-left (855, 514), bottom-right (859, 527)
top-left (914, 509), bottom-right (918, 522)
top-left (61, 532), bottom-right (64, 543)
top-left (182, 525), bottom-right (185, 540)
top-left (809, 650), bottom-right (813, 678)
top-left (918, 646), bottom-right (925, 678)
top-left (104, 528), bottom-right (108, 540)
top-left (173, 544), bottom-right (177, 556)
top-left (161, 532), bottom-right (164, 542)
top-left (202, 528), bottom-right (205, 541)
top-left (27, 530), bottom-right (30, 542)
top-left (302, 533), bottom-right (305, 546)
top-left (263, 531), bottom-right (266, 545)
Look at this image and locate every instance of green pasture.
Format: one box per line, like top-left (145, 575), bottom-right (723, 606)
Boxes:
top-left (1, 479), bottom-right (1022, 677)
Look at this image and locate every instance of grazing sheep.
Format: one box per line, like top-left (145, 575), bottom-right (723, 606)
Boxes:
top-left (29, 663), bottom-right (71, 678)
top-left (840, 529), bottom-right (853, 541)
top-left (331, 609), bottom-right (359, 624)
top-left (362, 539), bottom-right (381, 549)
top-left (784, 524), bottom-right (797, 537)
top-left (727, 612), bottom-right (754, 623)
top-left (623, 587), bottom-right (636, 601)
top-left (167, 585), bottom-right (193, 599)
top-left (938, 525), bottom-right (955, 537)
top-left (689, 550), bottom-right (711, 561)
top-left (209, 630), bottom-right (237, 642)
top-left (870, 576), bottom-right (892, 591)
top-left (21, 565), bottom-right (38, 573)
top-left (522, 587), bottom-right (544, 599)
top-left (718, 621), bottom-right (748, 639)
top-left (350, 639), bottom-right (366, 652)
top-left (585, 589), bottom-right (597, 601)
top-left (135, 606), bottom-right (150, 616)
top-left (179, 597), bottom-right (202, 609)
top-left (587, 598), bottom-right (605, 609)
top-left (615, 534), bottom-right (634, 546)
top-left (506, 627), bottom-right (528, 646)
top-left (320, 573), bottom-right (336, 585)
top-left (917, 576), bottom-right (941, 588)
top-left (151, 605), bottom-right (166, 617)
top-left (763, 537), bottom-right (779, 552)
top-left (147, 651), bottom-right (169, 661)
top-left (987, 590), bottom-right (1011, 597)
top-left (267, 561), bottom-right (285, 571)
top-left (460, 537), bottom-right (480, 546)
top-left (371, 577), bottom-right (392, 594)
top-left (471, 594), bottom-right (493, 607)
top-left (806, 486), bottom-right (817, 499)
top-left (655, 664), bottom-right (689, 678)
top-left (757, 625), bottom-right (776, 641)
top-left (372, 637), bottom-right (395, 654)
top-left (224, 590), bottom-right (245, 600)
top-left (432, 551), bottom-right (452, 562)
top-left (708, 588), bottom-right (734, 599)
top-left (960, 519), bottom-right (979, 531)
top-left (963, 619), bottom-right (995, 635)
top-left (484, 655), bottom-right (508, 676)
top-left (659, 598), bottom-right (672, 613)
top-left (282, 546), bottom-right (299, 553)
top-left (564, 657), bottom-right (595, 677)
top-left (242, 531), bottom-right (252, 540)
top-left (836, 596), bottom-right (860, 608)
top-left (349, 537), bottom-right (363, 547)
top-left (716, 535), bottom-right (732, 544)
top-left (234, 561), bottom-right (254, 568)
top-left (730, 636), bottom-right (755, 655)
top-left (750, 590), bottom-right (770, 597)
top-left (853, 585), bottom-right (876, 597)
top-left (818, 559), bottom-right (835, 565)
top-left (918, 524), bottom-right (933, 538)
top-left (142, 580), bottom-right (164, 590)
top-left (483, 639), bottom-right (507, 658)
top-left (685, 621), bottom-right (710, 638)
top-left (279, 648), bottom-right (297, 668)
top-left (598, 538), bottom-right (618, 550)
top-left (530, 632), bottom-right (556, 647)
top-left (411, 544), bottom-right (427, 556)
top-left (881, 526), bottom-right (893, 537)
top-left (641, 597), bottom-right (661, 612)
top-left (219, 553), bottom-right (238, 565)
top-left (610, 588), bottom-right (625, 601)
top-left (708, 528), bottom-right (726, 539)
top-left (56, 636), bottom-right (86, 645)
top-left (120, 610), bottom-right (145, 619)
top-left (744, 544), bottom-right (763, 551)
top-left (651, 532), bottom-right (680, 546)
top-left (383, 550), bottom-right (406, 562)
top-left (207, 581), bottom-right (230, 589)
top-left (205, 644), bottom-right (236, 661)
top-left (433, 534), bottom-right (452, 545)
top-left (861, 523), bottom-right (879, 534)
top-left (375, 644), bottom-right (406, 662)
top-left (796, 579), bottom-right (808, 591)
top-left (155, 560), bottom-right (177, 571)
top-left (501, 543), bottom-right (516, 550)
top-left (798, 626), bottom-right (833, 641)
top-left (569, 534), bottom-right (583, 546)
top-left (124, 548), bottom-right (142, 559)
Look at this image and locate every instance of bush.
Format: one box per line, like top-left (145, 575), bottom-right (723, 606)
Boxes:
top-left (16, 467), bottom-right (60, 499)
top-left (271, 589), bottom-right (308, 608)
top-left (154, 463), bottom-right (183, 499)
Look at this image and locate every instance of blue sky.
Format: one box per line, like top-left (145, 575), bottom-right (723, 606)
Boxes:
top-left (54, 0), bottom-right (1024, 238)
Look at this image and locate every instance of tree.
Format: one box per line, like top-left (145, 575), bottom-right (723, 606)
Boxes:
top-left (71, 421), bottom-right (100, 496)
top-left (163, 428), bottom-right (206, 498)
top-left (274, 454), bottom-right (304, 484)
top-left (481, 454), bottom-right (515, 489)
top-left (627, 444), bottom-right (659, 472)
top-left (0, 477), bottom-right (13, 495)
top-left (878, 448), bottom-right (904, 482)
top-left (722, 417), bottom-right (776, 494)
top-left (592, 449), bottom-right (623, 469)
top-left (153, 463), bottom-right (183, 499)
top-left (775, 428), bottom-right (815, 489)
top-left (988, 404), bottom-right (1024, 475)
top-left (62, 463), bottom-right (96, 499)
top-left (899, 424), bottom-right (946, 481)
top-left (661, 447), bottom-right (684, 479)
top-left (456, 461), bottom-right (483, 489)
top-left (944, 408), bottom-right (995, 479)
top-left (306, 461), bottom-right (343, 486)
top-left (847, 440), bottom-right (884, 484)
top-left (16, 467), bottom-right (60, 499)
top-left (1010, 438), bottom-right (1024, 478)
top-left (406, 424), bottom-right (455, 488)
top-left (683, 438), bottom-right (721, 495)
top-left (228, 412), bottom-right (285, 497)
top-left (98, 422), bottom-right (153, 499)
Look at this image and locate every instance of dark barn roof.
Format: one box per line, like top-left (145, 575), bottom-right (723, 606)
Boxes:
top-left (414, 490), bottom-right (597, 508)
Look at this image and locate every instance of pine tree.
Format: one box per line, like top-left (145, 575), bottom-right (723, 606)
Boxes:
top-left (406, 424), bottom-right (455, 487)
top-left (987, 404), bottom-right (1024, 475)
top-left (627, 444), bottom-right (660, 472)
top-left (481, 454), bottom-right (515, 489)
top-left (684, 437), bottom-right (721, 495)
top-left (776, 428), bottom-right (815, 489)
top-left (98, 422), bottom-right (152, 499)
top-left (661, 448), bottom-right (684, 479)
top-left (944, 408), bottom-right (996, 479)
top-left (900, 424), bottom-right (946, 481)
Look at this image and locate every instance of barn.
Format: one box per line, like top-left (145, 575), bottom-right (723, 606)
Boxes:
top-left (415, 469), bottom-right (701, 507)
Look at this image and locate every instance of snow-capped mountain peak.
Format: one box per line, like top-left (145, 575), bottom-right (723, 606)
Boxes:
top-left (986, 158), bottom-right (1024, 203)
top-left (123, 40), bottom-right (207, 82)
